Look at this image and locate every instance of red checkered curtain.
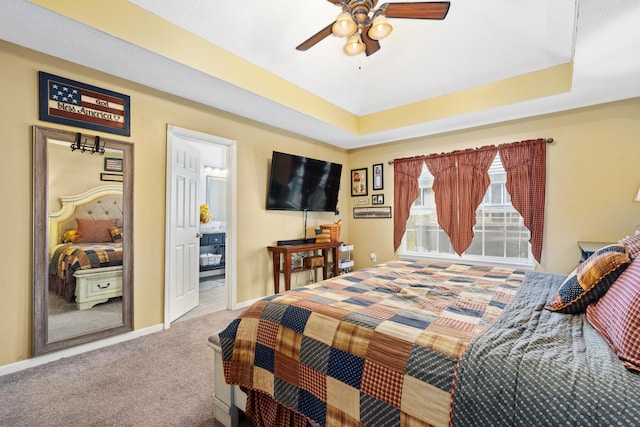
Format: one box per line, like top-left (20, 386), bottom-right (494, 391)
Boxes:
top-left (499, 139), bottom-right (547, 263)
top-left (425, 146), bottom-right (497, 256)
top-left (393, 156), bottom-right (425, 251)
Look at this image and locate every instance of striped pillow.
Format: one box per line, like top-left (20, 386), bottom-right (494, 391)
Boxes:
top-left (546, 244), bottom-right (631, 314)
top-left (587, 258), bottom-right (640, 371)
top-left (620, 234), bottom-right (640, 259)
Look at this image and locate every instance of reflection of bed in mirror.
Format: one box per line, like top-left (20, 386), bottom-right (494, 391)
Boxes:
top-left (48, 185), bottom-right (124, 310)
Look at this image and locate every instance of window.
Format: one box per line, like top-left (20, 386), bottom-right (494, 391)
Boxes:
top-left (401, 153), bottom-right (533, 267)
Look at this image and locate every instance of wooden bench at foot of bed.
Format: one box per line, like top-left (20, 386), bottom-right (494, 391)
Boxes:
top-left (73, 266), bottom-right (122, 310)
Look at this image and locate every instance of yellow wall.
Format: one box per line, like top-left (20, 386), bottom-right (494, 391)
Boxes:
top-left (0, 40), bottom-right (347, 366)
top-left (48, 142), bottom-right (119, 212)
top-left (2, 38), bottom-right (640, 368)
top-left (348, 100), bottom-right (640, 272)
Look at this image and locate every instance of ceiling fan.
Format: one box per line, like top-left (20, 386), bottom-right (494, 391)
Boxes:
top-left (296, 0), bottom-right (450, 56)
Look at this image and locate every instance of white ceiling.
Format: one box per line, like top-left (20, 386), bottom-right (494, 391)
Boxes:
top-left (2, 0), bottom-right (640, 149)
top-left (130, 0), bottom-right (576, 116)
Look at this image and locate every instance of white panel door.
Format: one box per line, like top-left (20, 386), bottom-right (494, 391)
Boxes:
top-left (167, 137), bottom-right (200, 322)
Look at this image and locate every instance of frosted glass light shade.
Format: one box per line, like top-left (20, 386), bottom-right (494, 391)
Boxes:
top-left (332, 12), bottom-right (357, 37)
top-left (344, 34), bottom-right (365, 55)
top-left (635, 184), bottom-right (640, 202)
top-left (368, 15), bottom-right (393, 40)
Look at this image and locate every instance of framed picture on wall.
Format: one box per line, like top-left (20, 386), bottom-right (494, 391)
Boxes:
top-left (100, 173), bottom-right (123, 182)
top-left (353, 206), bottom-right (392, 219)
top-left (372, 163), bottom-right (383, 190)
top-left (38, 71), bottom-right (131, 136)
top-left (104, 157), bottom-right (123, 173)
top-left (351, 168), bottom-right (368, 197)
top-left (372, 194), bottom-right (384, 205)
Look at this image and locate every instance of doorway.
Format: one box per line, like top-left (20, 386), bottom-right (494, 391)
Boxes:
top-left (164, 125), bottom-right (236, 327)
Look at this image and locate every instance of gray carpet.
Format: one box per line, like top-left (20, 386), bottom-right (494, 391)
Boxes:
top-left (0, 309), bottom-right (244, 427)
top-left (48, 299), bottom-right (122, 341)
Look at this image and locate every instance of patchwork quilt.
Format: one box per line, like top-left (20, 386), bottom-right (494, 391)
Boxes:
top-left (50, 242), bottom-right (123, 278)
top-left (219, 260), bottom-right (525, 426)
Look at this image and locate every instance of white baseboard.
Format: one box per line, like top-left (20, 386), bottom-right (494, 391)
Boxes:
top-left (232, 297), bottom-right (261, 310)
top-left (2, 298), bottom-right (258, 377)
top-left (0, 323), bottom-right (164, 377)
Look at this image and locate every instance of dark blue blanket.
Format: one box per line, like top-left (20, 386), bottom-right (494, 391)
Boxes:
top-left (451, 271), bottom-right (640, 426)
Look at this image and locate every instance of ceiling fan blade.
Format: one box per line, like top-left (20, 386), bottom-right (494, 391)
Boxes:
top-left (326, 0), bottom-right (342, 3)
top-left (296, 23), bottom-right (334, 51)
top-left (361, 28), bottom-right (381, 56)
top-left (383, 2), bottom-right (450, 19)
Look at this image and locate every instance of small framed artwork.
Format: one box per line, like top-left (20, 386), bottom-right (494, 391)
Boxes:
top-left (351, 167), bottom-right (368, 197)
top-left (372, 194), bottom-right (384, 205)
top-left (104, 157), bottom-right (123, 173)
top-left (353, 206), bottom-right (392, 219)
top-left (101, 173), bottom-right (123, 182)
top-left (373, 163), bottom-right (383, 190)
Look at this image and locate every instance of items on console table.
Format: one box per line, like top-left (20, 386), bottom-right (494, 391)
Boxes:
top-left (267, 241), bottom-right (343, 293)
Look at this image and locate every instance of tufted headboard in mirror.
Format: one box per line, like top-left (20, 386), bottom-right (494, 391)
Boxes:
top-left (48, 185), bottom-right (123, 253)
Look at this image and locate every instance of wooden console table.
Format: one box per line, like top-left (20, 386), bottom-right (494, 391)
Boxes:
top-left (267, 241), bottom-right (342, 293)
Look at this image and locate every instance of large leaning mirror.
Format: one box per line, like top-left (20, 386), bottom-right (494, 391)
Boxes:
top-left (34, 126), bottom-right (134, 355)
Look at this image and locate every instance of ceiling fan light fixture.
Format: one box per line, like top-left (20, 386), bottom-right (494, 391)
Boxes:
top-left (368, 15), bottom-right (393, 40)
top-left (343, 33), bottom-right (365, 56)
top-left (296, 1), bottom-right (450, 56)
top-left (332, 12), bottom-right (357, 37)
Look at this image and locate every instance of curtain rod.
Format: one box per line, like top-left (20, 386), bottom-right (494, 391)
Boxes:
top-left (388, 138), bottom-right (554, 165)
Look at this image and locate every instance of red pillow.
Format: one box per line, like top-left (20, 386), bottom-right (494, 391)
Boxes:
top-left (586, 258), bottom-right (640, 371)
top-left (76, 218), bottom-right (118, 243)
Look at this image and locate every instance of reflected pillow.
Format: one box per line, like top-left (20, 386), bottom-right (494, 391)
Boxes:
top-left (587, 258), bottom-right (640, 371)
top-left (546, 244), bottom-right (631, 314)
top-left (62, 229), bottom-right (79, 244)
top-left (76, 218), bottom-right (118, 243)
top-left (109, 227), bottom-right (124, 243)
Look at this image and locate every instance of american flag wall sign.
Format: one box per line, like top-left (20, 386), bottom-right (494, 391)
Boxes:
top-left (39, 71), bottom-right (131, 136)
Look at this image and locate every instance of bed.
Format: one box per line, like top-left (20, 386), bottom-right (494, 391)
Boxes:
top-left (48, 185), bottom-right (124, 310)
top-left (211, 244), bottom-right (640, 426)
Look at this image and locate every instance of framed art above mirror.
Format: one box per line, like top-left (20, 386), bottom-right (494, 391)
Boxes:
top-left (33, 126), bottom-right (134, 355)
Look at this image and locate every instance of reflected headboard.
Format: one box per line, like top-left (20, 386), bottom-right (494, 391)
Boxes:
top-left (48, 184), bottom-right (123, 251)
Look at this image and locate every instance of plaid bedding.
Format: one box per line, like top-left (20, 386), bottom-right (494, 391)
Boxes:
top-left (219, 260), bottom-right (525, 426)
top-left (451, 271), bottom-right (640, 426)
top-left (49, 243), bottom-right (123, 301)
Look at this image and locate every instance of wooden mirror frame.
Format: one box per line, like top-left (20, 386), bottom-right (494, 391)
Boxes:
top-left (33, 125), bottom-right (134, 355)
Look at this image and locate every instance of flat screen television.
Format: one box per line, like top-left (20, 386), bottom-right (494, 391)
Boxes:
top-left (266, 151), bottom-right (342, 212)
